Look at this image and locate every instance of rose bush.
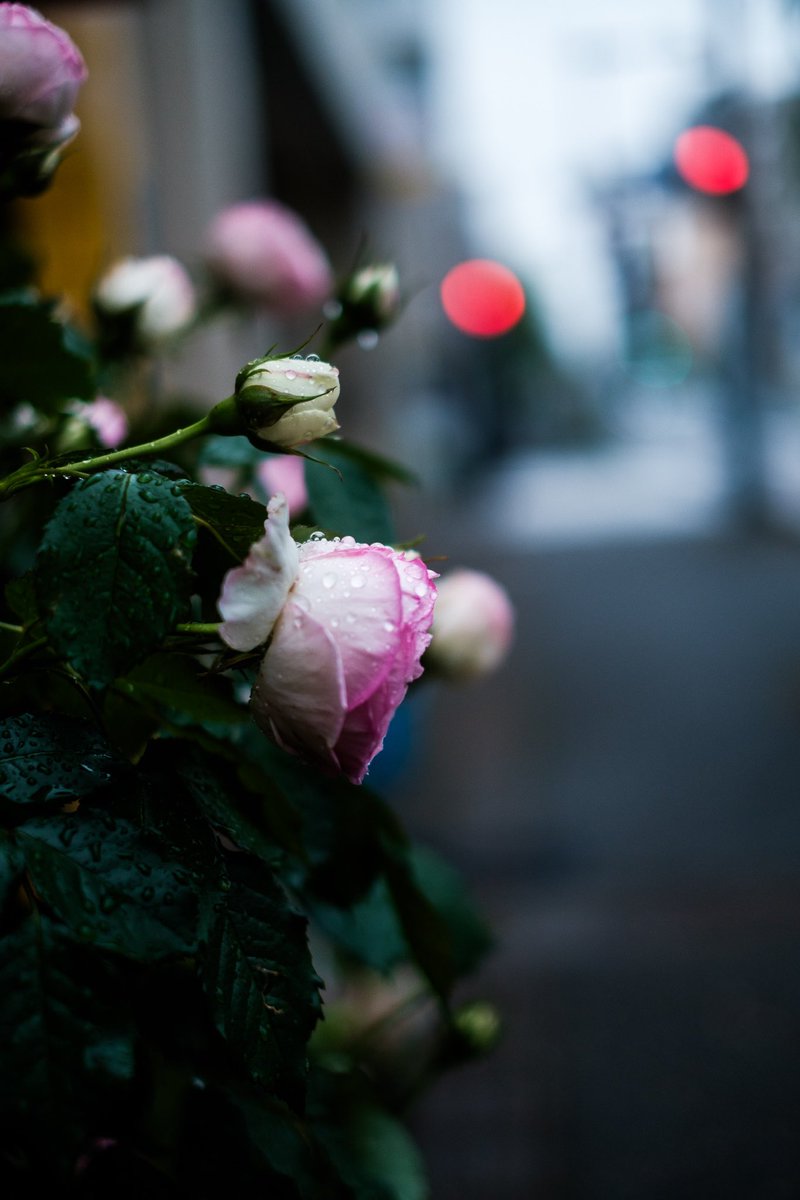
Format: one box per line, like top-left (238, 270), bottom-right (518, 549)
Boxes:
top-left (0, 9), bottom-right (509, 1195)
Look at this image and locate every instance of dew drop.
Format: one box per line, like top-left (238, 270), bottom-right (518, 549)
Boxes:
top-left (291, 353), bottom-right (304, 360)
top-left (351, 575), bottom-right (365, 589)
top-left (306, 352), bottom-right (321, 362)
top-left (322, 573), bottom-right (337, 589)
top-left (330, 617), bottom-right (339, 628)
top-left (285, 370), bottom-right (297, 380)
top-left (384, 621), bottom-right (396, 632)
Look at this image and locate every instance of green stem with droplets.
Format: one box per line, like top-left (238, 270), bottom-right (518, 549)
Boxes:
top-left (0, 395), bottom-right (239, 501)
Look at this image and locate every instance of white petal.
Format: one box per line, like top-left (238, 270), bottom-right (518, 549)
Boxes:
top-left (218, 493), bottom-right (299, 651)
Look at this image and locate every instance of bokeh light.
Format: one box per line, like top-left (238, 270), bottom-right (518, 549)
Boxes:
top-left (440, 259), bottom-right (526, 337)
top-left (673, 125), bottom-right (749, 195)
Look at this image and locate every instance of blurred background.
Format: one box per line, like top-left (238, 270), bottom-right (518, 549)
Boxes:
top-left (19, 1), bottom-right (800, 1195)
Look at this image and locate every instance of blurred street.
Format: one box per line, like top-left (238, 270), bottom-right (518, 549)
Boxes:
top-left (385, 414), bottom-right (800, 1199)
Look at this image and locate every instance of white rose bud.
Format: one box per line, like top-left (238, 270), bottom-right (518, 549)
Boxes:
top-left (93, 255), bottom-right (197, 351)
top-left (235, 354), bottom-right (340, 450)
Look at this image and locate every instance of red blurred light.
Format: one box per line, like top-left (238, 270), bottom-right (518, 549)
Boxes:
top-left (440, 259), bottom-right (526, 337)
top-left (673, 125), bottom-right (749, 195)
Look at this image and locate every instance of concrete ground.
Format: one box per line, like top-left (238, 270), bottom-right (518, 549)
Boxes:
top-left (379, 427), bottom-right (800, 1199)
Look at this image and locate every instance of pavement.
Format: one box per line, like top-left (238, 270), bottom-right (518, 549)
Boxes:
top-left (380, 407), bottom-right (800, 1199)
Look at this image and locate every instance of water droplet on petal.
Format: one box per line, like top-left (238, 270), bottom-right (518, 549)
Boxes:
top-left (285, 370), bottom-right (297, 380)
top-left (384, 621), bottom-right (395, 632)
top-left (351, 575), bottom-right (365, 589)
top-left (291, 353), bottom-right (304, 360)
top-left (306, 352), bottom-right (321, 362)
top-left (322, 573), bottom-right (337, 589)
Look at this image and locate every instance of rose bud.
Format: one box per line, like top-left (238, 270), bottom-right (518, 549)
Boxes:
top-left (344, 263), bottom-right (401, 324)
top-left (0, 4), bottom-right (88, 196)
top-left (425, 568), bottom-right (514, 682)
top-left (218, 494), bottom-right (438, 784)
top-left (61, 395), bottom-right (128, 451)
top-left (234, 354), bottom-right (340, 450)
top-left (256, 454), bottom-right (308, 517)
top-left (92, 255), bottom-right (197, 354)
top-left (324, 262), bottom-right (402, 351)
top-left (203, 199), bottom-right (333, 315)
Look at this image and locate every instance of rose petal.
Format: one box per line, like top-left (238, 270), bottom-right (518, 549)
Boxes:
top-left (218, 494), bottom-right (299, 651)
top-left (251, 598), bottom-right (346, 772)
top-left (292, 546), bottom-right (402, 709)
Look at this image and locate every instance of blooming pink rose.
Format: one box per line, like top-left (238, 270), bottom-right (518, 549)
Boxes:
top-left (204, 200), bottom-right (333, 314)
top-left (426, 568), bottom-right (514, 682)
top-left (256, 455), bottom-right (308, 517)
top-left (0, 5), bottom-right (87, 130)
top-left (218, 496), bottom-right (437, 784)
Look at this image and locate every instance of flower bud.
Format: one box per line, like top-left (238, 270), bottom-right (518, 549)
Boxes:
top-left (93, 255), bottom-right (197, 354)
top-left (324, 262), bottom-right (403, 351)
top-left (0, 5), bottom-right (87, 197)
top-left (426, 568), bottom-right (514, 682)
top-left (344, 263), bottom-right (401, 324)
top-left (256, 454), bottom-right (308, 517)
top-left (203, 200), bottom-right (333, 315)
top-left (234, 354), bottom-right (340, 450)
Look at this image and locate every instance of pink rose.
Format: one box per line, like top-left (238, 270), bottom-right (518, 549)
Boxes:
top-left (81, 396), bottom-right (128, 448)
top-left (0, 4), bottom-right (87, 130)
top-left (426, 568), bottom-right (514, 682)
top-left (204, 200), bottom-right (333, 314)
top-left (256, 455), bottom-right (308, 517)
top-left (218, 496), bottom-right (437, 784)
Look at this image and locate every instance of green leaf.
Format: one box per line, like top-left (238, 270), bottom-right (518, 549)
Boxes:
top-left (310, 1068), bottom-right (429, 1200)
top-left (244, 731), bottom-right (408, 907)
top-left (403, 845), bottom-right (493, 978)
top-left (117, 652), bottom-right (247, 727)
top-left (17, 809), bottom-right (201, 959)
top-left (200, 858), bottom-right (322, 1104)
top-left (198, 434), bottom-right (264, 469)
top-left (0, 298), bottom-right (95, 411)
top-left (0, 914), bottom-right (135, 1160)
top-left (0, 712), bottom-right (126, 806)
top-left (35, 470), bottom-right (196, 688)
top-left (4, 572), bottom-right (38, 625)
top-left (160, 740), bottom-right (289, 866)
top-left (312, 845), bottom-right (491, 988)
top-left (0, 829), bottom-right (24, 908)
top-left (180, 481), bottom-right (267, 560)
top-left (304, 442), bottom-right (395, 543)
top-left (314, 437), bottom-right (418, 486)
top-left (217, 1083), bottom-right (343, 1198)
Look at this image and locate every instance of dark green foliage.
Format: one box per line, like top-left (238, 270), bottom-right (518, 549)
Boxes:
top-left (0, 297), bottom-right (95, 412)
top-left (0, 369), bottom-right (493, 1199)
top-left (304, 440), bottom-right (396, 543)
top-left (35, 471), bottom-right (196, 687)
